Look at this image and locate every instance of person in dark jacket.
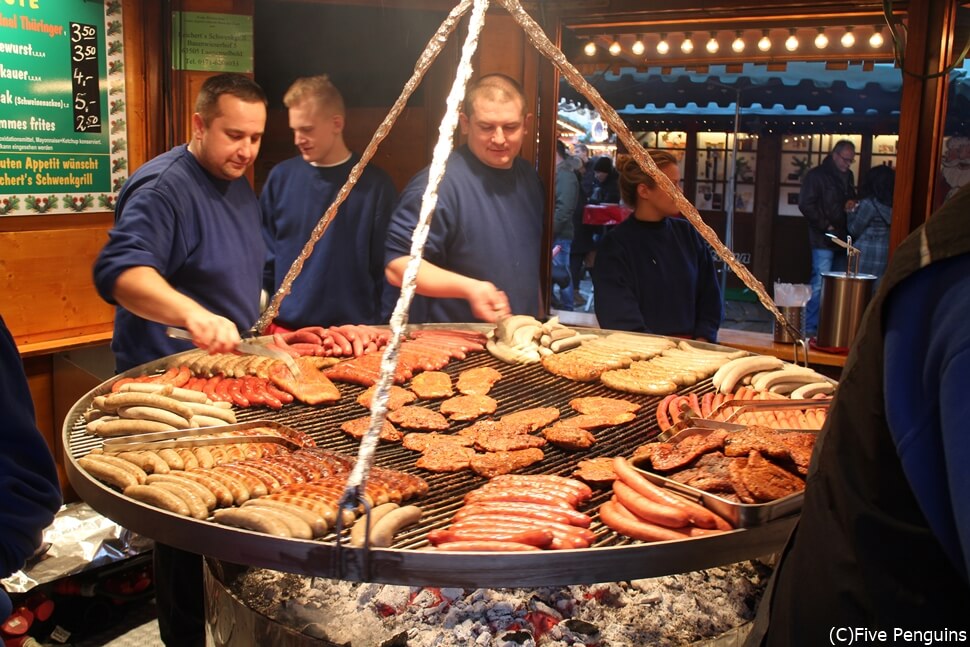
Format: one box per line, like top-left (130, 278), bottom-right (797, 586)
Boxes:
top-left (747, 182), bottom-right (970, 646)
top-left (0, 314), bottom-right (62, 630)
top-left (593, 152), bottom-right (721, 340)
top-left (587, 155), bottom-right (621, 204)
top-left (848, 164), bottom-right (894, 286)
top-left (552, 140), bottom-right (579, 310)
top-left (798, 139), bottom-right (857, 335)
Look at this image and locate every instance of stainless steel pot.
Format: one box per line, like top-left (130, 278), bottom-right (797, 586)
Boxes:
top-left (817, 272), bottom-right (877, 350)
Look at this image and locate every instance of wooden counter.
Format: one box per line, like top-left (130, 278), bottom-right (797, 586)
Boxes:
top-left (717, 328), bottom-right (847, 370)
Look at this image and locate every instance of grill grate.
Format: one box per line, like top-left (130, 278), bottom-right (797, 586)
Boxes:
top-left (67, 346), bottom-right (719, 550)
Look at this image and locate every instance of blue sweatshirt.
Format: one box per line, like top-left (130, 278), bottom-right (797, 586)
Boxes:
top-left (384, 145), bottom-right (544, 323)
top-left (260, 154), bottom-right (397, 328)
top-left (884, 252), bottom-right (970, 581)
top-left (0, 315), bottom-right (62, 624)
top-left (593, 216), bottom-right (722, 340)
top-left (93, 145), bottom-right (265, 372)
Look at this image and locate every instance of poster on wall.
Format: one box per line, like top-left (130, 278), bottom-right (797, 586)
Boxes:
top-left (0, 1), bottom-right (127, 217)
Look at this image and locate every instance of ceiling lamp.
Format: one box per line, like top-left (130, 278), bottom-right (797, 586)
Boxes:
top-left (758, 29), bottom-right (771, 52)
top-left (841, 27), bottom-right (856, 47)
top-left (681, 32), bottom-right (694, 54)
top-left (657, 33), bottom-right (670, 55)
top-left (814, 28), bottom-right (829, 49)
top-left (631, 33), bottom-right (645, 56)
top-left (609, 35), bottom-right (622, 56)
top-left (785, 28), bottom-right (799, 52)
top-left (869, 25), bottom-right (885, 48)
top-left (583, 39), bottom-right (596, 56)
top-left (706, 32), bottom-right (719, 54)
top-left (731, 31), bottom-right (745, 53)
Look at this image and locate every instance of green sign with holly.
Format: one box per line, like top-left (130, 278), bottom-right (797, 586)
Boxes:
top-left (0, 1), bottom-right (127, 216)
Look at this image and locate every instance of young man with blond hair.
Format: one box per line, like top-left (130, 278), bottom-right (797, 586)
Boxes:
top-left (260, 74), bottom-right (397, 329)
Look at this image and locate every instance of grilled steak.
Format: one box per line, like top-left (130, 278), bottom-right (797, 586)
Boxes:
top-left (402, 432), bottom-right (474, 452)
top-left (457, 419), bottom-right (533, 440)
top-left (469, 447), bottom-right (544, 478)
top-left (268, 358), bottom-right (342, 405)
top-left (572, 457), bottom-right (617, 485)
top-left (667, 451), bottom-right (736, 493)
top-left (409, 371), bottom-right (453, 399)
top-left (500, 407), bottom-right (561, 431)
top-left (439, 394), bottom-right (498, 421)
top-left (456, 366), bottom-right (503, 395)
top-left (644, 430), bottom-right (729, 472)
top-left (387, 406), bottom-right (450, 431)
top-left (415, 445), bottom-right (477, 472)
top-left (356, 385), bottom-right (416, 411)
top-left (734, 450), bottom-right (805, 501)
top-left (540, 352), bottom-right (608, 382)
top-left (569, 396), bottom-right (642, 416)
top-left (560, 412), bottom-right (636, 430)
top-left (542, 423), bottom-right (596, 450)
top-left (773, 432), bottom-right (817, 475)
top-left (473, 433), bottom-right (547, 453)
top-left (340, 416), bottom-right (402, 442)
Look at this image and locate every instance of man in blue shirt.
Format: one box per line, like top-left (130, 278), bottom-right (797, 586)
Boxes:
top-left (93, 73), bottom-right (268, 647)
top-left (260, 75), bottom-right (397, 330)
top-left (384, 73), bottom-right (544, 323)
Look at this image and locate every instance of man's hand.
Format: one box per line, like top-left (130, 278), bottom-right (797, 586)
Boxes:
top-left (467, 281), bottom-right (510, 323)
top-left (183, 312), bottom-right (243, 354)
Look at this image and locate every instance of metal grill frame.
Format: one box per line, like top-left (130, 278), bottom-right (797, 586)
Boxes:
top-left (63, 327), bottom-right (796, 588)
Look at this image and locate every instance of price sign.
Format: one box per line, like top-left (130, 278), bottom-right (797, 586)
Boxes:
top-left (70, 22), bottom-right (101, 133)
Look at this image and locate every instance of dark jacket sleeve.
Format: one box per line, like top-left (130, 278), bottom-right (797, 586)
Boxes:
top-left (692, 234), bottom-right (723, 341)
top-left (592, 233), bottom-right (649, 331)
top-left (0, 315), bottom-right (62, 584)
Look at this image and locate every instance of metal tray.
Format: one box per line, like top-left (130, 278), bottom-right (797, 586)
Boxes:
top-left (631, 426), bottom-right (814, 528)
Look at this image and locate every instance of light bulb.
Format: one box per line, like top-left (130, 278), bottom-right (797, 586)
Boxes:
top-left (657, 34), bottom-right (670, 55)
top-left (732, 31), bottom-right (745, 53)
top-left (609, 36), bottom-right (621, 56)
top-left (706, 34), bottom-right (719, 53)
top-left (785, 30), bottom-right (799, 52)
top-left (631, 35), bottom-right (645, 56)
top-left (814, 29), bottom-right (829, 49)
top-left (681, 33), bottom-right (694, 54)
top-left (584, 40), bottom-right (596, 56)
top-left (869, 27), bottom-right (884, 48)
top-left (841, 28), bottom-right (855, 47)
top-left (758, 31), bottom-right (771, 52)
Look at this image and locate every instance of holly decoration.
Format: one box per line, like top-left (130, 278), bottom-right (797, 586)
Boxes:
top-left (24, 195), bottom-right (58, 214)
top-left (98, 194), bottom-right (117, 211)
top-left (66, 195), bottom-right (95, 212)
top-left (0, 196), bottom-right (21, 215)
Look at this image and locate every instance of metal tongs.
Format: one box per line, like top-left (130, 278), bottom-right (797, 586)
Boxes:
top-left (100, 423), bottom-right (304, 452)
top-left (825, 233), bottom-right (862, 276)
top-left (165, 326), bottom-right (300, 377)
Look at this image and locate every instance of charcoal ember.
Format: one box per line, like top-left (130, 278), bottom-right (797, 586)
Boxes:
top-left (379, 632), bottom-right (409, 647)
top-left (499, 630), bottom-right (535, 644)
top-left (560, 618), bottom-right (600, 636)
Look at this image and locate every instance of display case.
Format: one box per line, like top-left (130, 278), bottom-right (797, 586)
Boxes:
top-left (694, 132), bottom-right (757, 213)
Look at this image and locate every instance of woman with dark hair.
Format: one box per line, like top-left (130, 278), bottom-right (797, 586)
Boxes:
top-left (593, 152), bottom-right (721, 341)
top-left (849, 164), bottom-right (895, 285)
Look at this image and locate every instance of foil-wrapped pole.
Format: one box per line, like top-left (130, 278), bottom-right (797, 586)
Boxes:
top-left (255, 0), bottom-right (475, 334)
top-left (497, 0), bottom-right (794, 340)
top-left (339, 0), bottom-right (490, 516)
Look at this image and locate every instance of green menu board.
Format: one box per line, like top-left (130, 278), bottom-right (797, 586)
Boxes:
top-left (0, 1), bottom-right (128, 216)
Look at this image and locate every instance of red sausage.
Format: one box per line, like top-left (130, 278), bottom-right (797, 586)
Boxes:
top-left (612, 480), bottom-right (690, 528)
top-left (598, 500), bottom-right (692, 543)
top-left (455, 502), bottom-right (592, 528)
top-left (463, 490), bottom-right (574, 510)
top-left (656, 394), bottom-right (676, 431)
top-left (431, 541), bottom-right (541, 552)
top-left (427, 527), bottom-right (553, 548)
top-left (613, 457), bottom-right (731, 530)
